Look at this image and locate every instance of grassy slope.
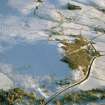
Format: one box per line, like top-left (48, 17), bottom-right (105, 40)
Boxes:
top-left (61, 36), bottom-right (100, 74)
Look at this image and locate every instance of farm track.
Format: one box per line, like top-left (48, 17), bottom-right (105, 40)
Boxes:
top-left (45, 56), bottom-right (97, 105)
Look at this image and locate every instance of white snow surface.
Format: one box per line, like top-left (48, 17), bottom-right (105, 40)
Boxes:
top-left (0, 73), bottom-right (13, 90)
top-left (0, 0), bottom-right (105, 96)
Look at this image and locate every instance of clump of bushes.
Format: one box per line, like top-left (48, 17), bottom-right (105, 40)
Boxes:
top-left (53, 89), bottom-right (105, 105)
top-left (66, 3), bottom-right (81, 10)
top-left (0, 88), bottom-right (35, 105)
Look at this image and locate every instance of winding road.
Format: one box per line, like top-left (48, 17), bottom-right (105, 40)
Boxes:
top-left (45, 56), bottom-right (97, 105)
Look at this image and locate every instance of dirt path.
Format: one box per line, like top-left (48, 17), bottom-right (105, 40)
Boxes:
top-left (45, 56), bottom-right (97, 105)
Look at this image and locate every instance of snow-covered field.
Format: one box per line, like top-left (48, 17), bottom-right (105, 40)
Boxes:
top-left (0, 73), bottom-right (13, 90)
top-left (0, 0), bottom-right (105, 103)
top-left (79, 56), bottom-right (105, 90)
